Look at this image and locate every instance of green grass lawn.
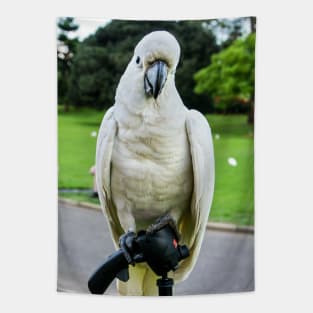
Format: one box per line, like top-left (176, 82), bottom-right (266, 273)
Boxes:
top-left (58, 107), bottom-right (254, 226)
top-left (207, 115), bottom-right (254, 226)
top-left (58, 107), bottom-right (103, 189)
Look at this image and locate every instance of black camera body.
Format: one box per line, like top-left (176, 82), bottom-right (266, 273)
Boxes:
top-left (88, 221), bottom-right (189, 295)
top-left (135, 226), bottom-right (189, 276)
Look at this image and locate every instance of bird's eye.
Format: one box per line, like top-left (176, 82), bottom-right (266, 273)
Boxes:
top-left (136, 56), bottom-right (141, 65)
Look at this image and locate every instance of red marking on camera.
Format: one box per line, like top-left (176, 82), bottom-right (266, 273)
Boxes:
top-left (173, 238), bottom-right (178, 248)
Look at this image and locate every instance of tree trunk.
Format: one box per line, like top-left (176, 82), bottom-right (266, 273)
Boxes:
top-left (63, 70), bottom-right (69, 112)
top-left (249, 17), bottom-right (256, 33)
top-left (63, 103), bottom-right (69, 112)
top-left (248, 101), bottom-right (254, 124)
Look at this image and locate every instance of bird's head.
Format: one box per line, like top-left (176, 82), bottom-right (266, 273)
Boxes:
top-left (115, 31), bottom-right (181, 111)
top-left (131, 31), bottom-right (181, 100)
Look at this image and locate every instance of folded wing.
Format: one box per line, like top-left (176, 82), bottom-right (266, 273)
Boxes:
top-left (174, 110), bottom-right (215, 281)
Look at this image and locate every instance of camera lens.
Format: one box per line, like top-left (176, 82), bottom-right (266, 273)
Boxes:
top-left (178, 245), bottom-right (190, 260)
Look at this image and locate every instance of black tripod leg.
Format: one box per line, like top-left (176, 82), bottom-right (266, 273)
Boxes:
top-left (157, 276), bottom-right (174, 296)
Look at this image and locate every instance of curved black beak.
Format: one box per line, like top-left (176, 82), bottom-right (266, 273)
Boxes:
top-left (144, 60), bottom-right (168, 99)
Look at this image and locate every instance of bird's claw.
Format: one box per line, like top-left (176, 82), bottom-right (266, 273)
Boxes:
top-left (146, 213), bottom-right (181, 241)
top-left (119, 230), bottom-right (137, 265)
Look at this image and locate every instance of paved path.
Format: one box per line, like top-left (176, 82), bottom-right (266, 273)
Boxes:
top-left (58, 202), bottom-right (254, 296)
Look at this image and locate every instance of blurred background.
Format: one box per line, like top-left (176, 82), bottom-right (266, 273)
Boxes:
top-left (58, 17), bottom-right (255, 227)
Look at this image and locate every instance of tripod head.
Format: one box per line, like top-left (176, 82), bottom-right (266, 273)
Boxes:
top-left (88, 215), bottom-right (189, 295)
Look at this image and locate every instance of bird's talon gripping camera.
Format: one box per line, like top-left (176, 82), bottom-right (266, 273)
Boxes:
top-left (88, 215), bottom-right (190, 296)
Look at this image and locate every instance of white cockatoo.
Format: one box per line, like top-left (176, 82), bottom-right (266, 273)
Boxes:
top-left (96, 31), bottom-right (214, 296)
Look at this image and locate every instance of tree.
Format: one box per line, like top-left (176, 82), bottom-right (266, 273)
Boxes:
top-left (194, 32), bottom-right (256, 123)
top-left (203, 17), bottom-right (249, 48)
top-left (67, 20), bottom-right (219, 113)
top-left (57, 17), bottom-right (79, 111)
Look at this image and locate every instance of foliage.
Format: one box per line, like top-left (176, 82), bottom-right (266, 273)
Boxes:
top-left (204, 17), bottom-right (248, 48)
top-left (67, 20), bottom-right (219, 113)
top-left (57, 17), bottom-right (79, 109)
top-left (58, 108), bottom-right (254, 225)
top-left (194, 33), bottom-right (256, 119)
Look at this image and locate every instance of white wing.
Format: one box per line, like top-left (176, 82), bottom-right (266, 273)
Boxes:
top-left (174, 109), bottom-right (215, 281)
top-left (96, 107), bottom-right (124, 247)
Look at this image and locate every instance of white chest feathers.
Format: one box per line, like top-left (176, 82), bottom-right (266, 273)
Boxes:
top-left (110, 112), bottom-right (193, 231)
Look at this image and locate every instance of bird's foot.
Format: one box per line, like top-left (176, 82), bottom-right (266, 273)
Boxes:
top-left (118, 230), bottom-right (137, 265)
top-left (146, 213), bottom-right (180, 241)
